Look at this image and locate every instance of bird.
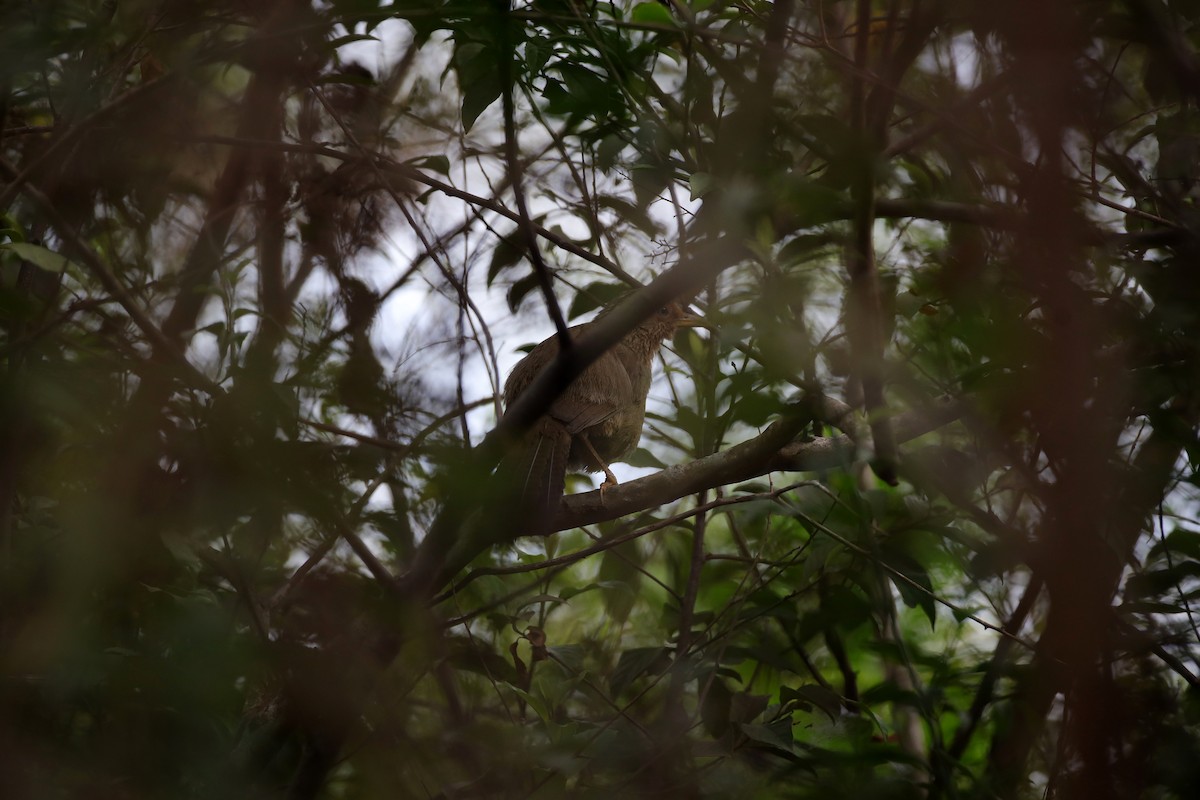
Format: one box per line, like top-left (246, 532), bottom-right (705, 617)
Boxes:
top-left (501, 302), bottom-right (698, 533)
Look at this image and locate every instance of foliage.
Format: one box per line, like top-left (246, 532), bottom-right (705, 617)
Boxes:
top-left (3, 1), bottom-right (1200, 798)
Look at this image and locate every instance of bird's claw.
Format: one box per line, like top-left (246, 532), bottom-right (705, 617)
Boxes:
top-left (598, 469), bottom-right (619, 505)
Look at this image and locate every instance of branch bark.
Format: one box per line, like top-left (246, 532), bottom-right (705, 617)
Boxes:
top-left (553, 398), bottom-right (962, 532)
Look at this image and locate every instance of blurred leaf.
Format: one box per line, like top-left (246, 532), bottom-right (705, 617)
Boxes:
top-left (487, 230), bottom-right (526, 284)
top-left (778, 176), bottom-right (848, 224)
top-left (1148, 527), bottom-right (1200, 562)
top-left (507, 273), bottom-right (541, 312)
top-left (407, 154), bottom-right (451, 176)
top-left (598, 544), bottom-right (641, 625)
top-left (454, 40), bottom-right (506, 131)
top-left (737, 720), bottom-right (798, 758)
top-left (446, 637), bottom-right (520, 683)
top-left (596, 194), bottom-right (660, 236)
top-left (784, 684), bottom-right (843, 721)
top-left (1126, 561), bottom-right (1200, 600)
top-left (610, 647), bottom-right (668, 696)
top-left (567, 280), bottom-right (628, 319)
top-left (1119, 601), bottom-right (1188, 615)
top-left (797, 114), bottom-right (855, 158)
top-left (462, 75), bottom-right (503, 131)
top-left (701, 677), bottom-right (732, 736)
top-left (625, 447), bottom-right (666, 469)
top-left (1, 242), bottom-right (77, 273)
top-left (630, 2), bottom-right (675, 26)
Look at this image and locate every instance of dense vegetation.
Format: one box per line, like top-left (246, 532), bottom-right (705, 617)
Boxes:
top-left (3, 1), bottom-right (1200, 797)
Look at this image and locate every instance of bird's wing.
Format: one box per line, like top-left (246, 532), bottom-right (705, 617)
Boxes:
top-left (503, 336), bottom-right (559, 401)
top-left (551, 401), bottom-right (617, 434)
top-left (548, 352), bottom-right (635, 434)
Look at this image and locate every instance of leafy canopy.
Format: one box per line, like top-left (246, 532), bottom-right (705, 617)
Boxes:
top-left (2, 1), bottom-right (1200, 799)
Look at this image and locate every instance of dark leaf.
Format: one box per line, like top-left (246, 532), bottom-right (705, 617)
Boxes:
top-left (609, 647), bottom-right (668, 696)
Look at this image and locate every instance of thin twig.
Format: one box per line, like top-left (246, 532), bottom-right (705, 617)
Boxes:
top-left (0, 156), bottom-right (220, 394)
top-left (498, 10), bottom-right (571, 346)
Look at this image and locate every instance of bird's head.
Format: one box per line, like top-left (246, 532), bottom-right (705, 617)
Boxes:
top-left (615, 301), bottom-right (701, 358)
top-left (643, 302), bottom-right (701, 339)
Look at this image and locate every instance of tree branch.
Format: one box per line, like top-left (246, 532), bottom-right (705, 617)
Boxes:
top-left (554, 397), bottom-right (962, 531)
top-left (401, 236), bottom-right (751, 594)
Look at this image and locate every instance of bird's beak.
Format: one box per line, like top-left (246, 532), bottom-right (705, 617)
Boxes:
top-left (676, 307), bottom-right (703, 328)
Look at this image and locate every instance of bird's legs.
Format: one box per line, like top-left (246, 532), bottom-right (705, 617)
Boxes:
top-left (580, 435), bottom-right (619, 499)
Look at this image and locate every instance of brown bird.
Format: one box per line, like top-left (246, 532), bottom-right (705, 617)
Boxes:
top-left (502, 302), bottom-right (698, 532)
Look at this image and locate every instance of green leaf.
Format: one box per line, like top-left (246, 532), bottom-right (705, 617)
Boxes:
top-left (454, 40), bottom-right (506, 131)
top-left (407, 154), bottom-right (451, 176)
top-left (541, 78), bottom-right (574, 116)
top-left (1148, 527), bottom-right (1200, 562)
top-left (516, 594), bottom-right (566, 609)
top-left (886, 550), bottom-right (937, 629)
top-left (596, 134), bottom-right (627, 171)
top-left (506, 273), bottom-right (541, 313)
top-left (727, 389), bottom-right (784, 427)
top-left (461, 75), bottom-right (503, 132)
top-left (547, 644), bottom-right (587, 673)
top-left (630, 2), bottom-right (675, 27)
top-left (1119, 601), bottom-right (1188, 615)
top-left (701, 678), bottom-right (733, 736)
top-left (557, 583), bottom-right (600, 601)
top-left (1126, 562), bottom-right (1200, 600)
top-left (797, 114), bottom-right (855, 155)
top-left (551, 64), bottom-right (620, 120)
top-left (505, 683), bottom-right (553, 723)
top-left (327, 33), bottom-right (381, 49)
top-left (777, 235), bottom-right (835, 266)
top-left (524, 33), bottom-right (553, 75)
top-left (567, 280), bottom-right (628, 319)
top-left (487, 232), bottom-right (526, 285)
top-left (609, 646), bottom-right (668, 696)
top-left (445, 636), bottom-right (519, 682)
top-left (861, 681), bottom-right (923, 707)
top-left (819, 584), bottom-right (874, 632)
top-left (595, 194), bottom-right (659, 235)
top-left (736, 721), bottom-right (797, 758)
top-left (598, 539), bottom-right (642, 625)
top-left (689, 171), bottom-right (714, 200)
top-left (625, 447), bottom-right (666, 469)
top-left (786, 684), bottom-right (843, 721)
top-left (778, 177), bottom-right (848, 225)
top-left (1, 242), bottom-right (77, 273)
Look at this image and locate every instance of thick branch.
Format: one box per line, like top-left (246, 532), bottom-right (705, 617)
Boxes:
top-left (402, 237), bottom-right (751, 594)
top-left (843, 0), bottom-right (897, 485)
top-left (554, 398), bottom-right (961, 531)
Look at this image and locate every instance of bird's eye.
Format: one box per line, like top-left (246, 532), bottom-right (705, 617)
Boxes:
top-left (657, 306), bottom-right (671, 316)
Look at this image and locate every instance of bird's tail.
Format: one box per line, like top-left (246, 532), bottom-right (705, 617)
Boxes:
top-left (511, 417), bottom-right (571, 536)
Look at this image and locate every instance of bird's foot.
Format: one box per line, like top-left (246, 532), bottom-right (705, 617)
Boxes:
top-left (598, 468), bottom-right (619, 504)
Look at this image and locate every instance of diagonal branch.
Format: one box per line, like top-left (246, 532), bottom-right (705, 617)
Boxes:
top-left (554, 397), bottom-right (962, 532)
top-left (401, 237), bottom-right (750, 594)
top-left (498, 5), bottom-right (571, 346)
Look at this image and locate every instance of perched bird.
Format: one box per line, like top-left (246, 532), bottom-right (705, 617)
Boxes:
top-left (502, 302), bottom-right (698, 532)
